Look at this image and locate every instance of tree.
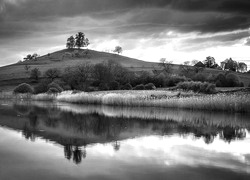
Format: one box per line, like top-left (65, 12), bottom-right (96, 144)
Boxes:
top-left (24, 65), bottom-right (31, 73)
top-left (23, 54), bottom-right (32, 61)
top-left (44, 68), bottom-right (61, 81)
top-left (75, 32), bottom-right (89, 49)
top-left (32, 53), bottom-right (38, 60)
top-left (113, 46), bottom-right (122, 54)
top-left (23, 53), bottom-right (38, 61)
top-left (159, 58), bottom-right (173, 74)
top-left (204, 56), bottom-right (216, 68)
top-left (30, 68), bottom-right (41, 82)
top-left (224, 58), bottom-right (238, 72)
top-left (62, 62), bottom-right (93, 90)
top-left (93, 60), bottom-right (128, 84)
top-left (183, 61), bottom-right (190, 65)
top-left (66, 36), bottom-right (75, 49)
top-left (238, 62), bottom-right (247, 73)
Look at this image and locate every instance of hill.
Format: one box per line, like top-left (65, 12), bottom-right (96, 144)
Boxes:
top-left (0, 49), bottom-right (158, 81)
top-left (0, 48), bottom-right (250, 91)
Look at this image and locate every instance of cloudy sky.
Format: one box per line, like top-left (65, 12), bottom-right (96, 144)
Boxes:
top-left (0, 0), bottom-right (250, 67)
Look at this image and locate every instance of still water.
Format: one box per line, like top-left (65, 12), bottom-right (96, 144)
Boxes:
top-left (0, 101), bottom-right (250, 180)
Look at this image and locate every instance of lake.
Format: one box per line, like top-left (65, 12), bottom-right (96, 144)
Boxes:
top-left (0, 100), bottom-right (250, 180)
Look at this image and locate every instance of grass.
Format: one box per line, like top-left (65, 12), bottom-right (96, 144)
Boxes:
top-left (1, 89), bottom-right (250, 113)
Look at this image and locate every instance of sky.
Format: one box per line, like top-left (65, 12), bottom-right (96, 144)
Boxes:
top-left (0, 0), bottom-right (250, 68)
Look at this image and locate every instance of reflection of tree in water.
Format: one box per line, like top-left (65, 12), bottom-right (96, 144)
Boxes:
top-left (64, 145), bottom-right (87, 164)
top-left (112, 141), bottom-right (121, 151)
top-left (220, 126), bottom-right (247, 143)
top-left (28, 112), bottom-right (38, 128)
top-left (22, 123), bottom-right (36, 142)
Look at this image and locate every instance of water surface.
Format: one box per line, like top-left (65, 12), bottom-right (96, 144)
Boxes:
top-left (0, 101), bottom-right (250, 180)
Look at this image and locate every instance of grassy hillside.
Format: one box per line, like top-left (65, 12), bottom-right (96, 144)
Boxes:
top-left (0, 49), bottom-right (158, 82)
top-left (0, 48), bottom-right (250, 91)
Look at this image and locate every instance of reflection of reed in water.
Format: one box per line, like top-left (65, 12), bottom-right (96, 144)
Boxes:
top-left (46, 102), bottom-right (250, 129)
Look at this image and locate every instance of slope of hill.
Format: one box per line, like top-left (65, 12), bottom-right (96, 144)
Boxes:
top-left (0, 48), bottom-right (250, 91)
top-left (0, 49), bottom-right (158, 82)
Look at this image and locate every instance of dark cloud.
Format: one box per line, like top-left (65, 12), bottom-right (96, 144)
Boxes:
top-left (1, 0), bottom-right (250, 38)
top-left (0, 0), bottom-right (250, 66)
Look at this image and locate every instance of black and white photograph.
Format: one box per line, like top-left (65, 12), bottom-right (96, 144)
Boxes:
top-left (0, 0), bottom-right (250, 179)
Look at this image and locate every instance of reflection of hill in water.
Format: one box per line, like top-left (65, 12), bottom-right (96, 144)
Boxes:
top-left (0, 101), bottom-right (249, 164)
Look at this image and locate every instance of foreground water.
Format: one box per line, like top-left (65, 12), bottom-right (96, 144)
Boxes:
top-left (0, 101), bottom-right (250, 180)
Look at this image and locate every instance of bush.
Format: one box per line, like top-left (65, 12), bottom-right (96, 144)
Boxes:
top-left (165, 75), bottom-right (188, 87)
top-left (133, 84), bottom-right (145, 90)
top-left (108, 81), bottom-right (120, 90)
top-left (192, 73), bottom-right (207, 82)
top-left (48, 82), bottom-right (63, 93)
top-left (99, 83), bottom-right (109, 91)
top-left (152, 74), bottom-right (165, 87)
top-left (47, 87), bottom-right (59, 94)
top-left (34, 79), bottom-right (51, 94)
top-left (215, 73), bottom-right (227, 87)
top-left (145, 83), bottom-right (156, 90)
top-left (121, 83), bottom-right (132, 90)
top-left (225, 73), bottom-right (240, 87)
top-left (13, 83), bottom-right (34, 94)
top-left (177, 81), bottom-right (216, 94)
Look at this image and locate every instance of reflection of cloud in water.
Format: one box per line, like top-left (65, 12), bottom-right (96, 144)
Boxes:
top-left (88, 134), bottom-right (250, 173)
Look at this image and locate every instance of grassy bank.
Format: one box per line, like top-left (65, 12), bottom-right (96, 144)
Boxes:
top-left (1, 90), bottom-right (250, 113)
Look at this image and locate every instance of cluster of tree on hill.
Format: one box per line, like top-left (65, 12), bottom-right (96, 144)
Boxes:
top-left (22, 53), bottom-right (39, 61)
top-left (183, 56), bottom-right (248, 73)
top-left (66, 32), bottom-right (90, 49)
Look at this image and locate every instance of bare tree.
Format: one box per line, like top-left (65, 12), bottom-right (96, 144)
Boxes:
top-left (44, 68), bottom-right (61, 81)
top-left (159, 58), bottom-right (173, 74)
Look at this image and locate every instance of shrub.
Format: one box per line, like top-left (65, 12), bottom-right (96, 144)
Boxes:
top-left (165, 75), bottom-right (188, 87)
top-left (177, 81), bottom-right (216, 94)
top-left (225, 73), bottom-right (240, 87)
top-left (133, 84), bottom-right (145, 90)
top-left (207, 73), bottom-right (216, 82)
top-left (108, 81), bottom-right (120, 90)
top-left (48, 82), bottom-right (63, 93)
top-left (192, 73), bottom-right (207, 82)
top-left (47, 87), bottom-right (59, 94)
top-left (152, 74), bottom-right (165, 87)
top-left (121, 83), bottom-right (132, 90)
top-left (99, 83), bottom-right (109, 91)
top-left (145, 83), bottom-right (156, 90)
top-left (215, 73), bottom-right (227, 87)
top-left (13, 83), bottom-right (34, 94)
top-left (215, 80), bottom-right (222, 87)
top-left (34, 79), bottom-right (51, 94)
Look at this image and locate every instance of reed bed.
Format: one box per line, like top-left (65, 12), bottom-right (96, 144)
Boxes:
top-left (56, 90), bottom-right (250, 113)
top-left (2, 90), bottom-right (250, 113)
